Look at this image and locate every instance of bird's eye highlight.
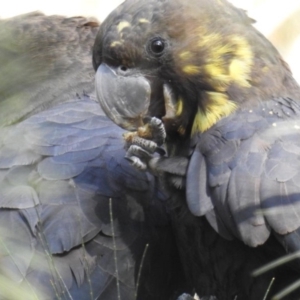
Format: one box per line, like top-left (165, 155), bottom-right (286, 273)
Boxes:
top-left (148, 37), bottom-right (166, 57)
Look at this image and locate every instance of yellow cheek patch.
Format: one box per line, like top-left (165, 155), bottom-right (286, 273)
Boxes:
top-left (117, 21), bottom-right (131, 33)
top-left (191, 91), bottom-right (237, 134)
top-left (204, 35), bottom-right (253, 90)
top-left (178, 32), bottom-right (253, 91)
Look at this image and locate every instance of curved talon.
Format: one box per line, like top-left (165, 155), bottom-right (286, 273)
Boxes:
top-left (130, 136), bottom-right (157, 154)
top-left (125, 155), bottom-right (147, 170)
top-left (125, 145), bottom-right (152, 171)
top-left (149, 117), bottom-right (163, 128)
top-left (148, 117), bottom-right (166, 146)
top-left (127, 144), bottom-right (153, 160)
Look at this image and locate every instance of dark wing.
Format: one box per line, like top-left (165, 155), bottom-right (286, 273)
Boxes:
top-left (0, 12), bottom-right (184, 300)
top-left (0, 12), bottom-right (99, 126)
top-left (187, 97), bottom-right (300, 251)
top-left (0, 97), bottom-right (182, 300)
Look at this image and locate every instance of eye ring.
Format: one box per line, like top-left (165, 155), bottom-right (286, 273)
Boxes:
top-left (148, 37), bottom-right (166, 57)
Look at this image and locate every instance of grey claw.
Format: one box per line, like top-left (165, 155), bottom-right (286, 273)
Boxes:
top-left (125, 155), bottom-right (147, 170)
top-left (125, 145), bottom-right (153, 171)
top-left (149, 117), bottom-right (166, 146)
top-left (127, 145), bottom-right (153, 160)
top-left (149, 117), bottom-right (162, 127)
top-left (130, 136), bottom-right (157, 154)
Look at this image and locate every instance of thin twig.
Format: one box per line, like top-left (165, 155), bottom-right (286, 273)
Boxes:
top-left (263, 277), bottom-right (275, 300)
top-left (109, 198), bottom-right (121, 300)
top-left (135, 243), bottom-right (149, 300)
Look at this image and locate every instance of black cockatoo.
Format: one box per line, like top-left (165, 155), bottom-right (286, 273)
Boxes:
top-left (0, 12), bottom-right (183, 300)
top-left (93, 0), bottom-right (300, 299)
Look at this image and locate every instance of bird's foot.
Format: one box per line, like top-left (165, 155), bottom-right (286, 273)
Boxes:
top-left (123, 117), bottom-right (188, 189)
top-left (123, 117), bottom-right (166, 171)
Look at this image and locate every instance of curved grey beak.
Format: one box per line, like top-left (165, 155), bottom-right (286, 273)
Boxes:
top-left (95, 63), bottom-right (151, 130)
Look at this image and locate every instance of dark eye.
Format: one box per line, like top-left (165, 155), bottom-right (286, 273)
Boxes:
top-left (148, 37), bottom-right (166, 57)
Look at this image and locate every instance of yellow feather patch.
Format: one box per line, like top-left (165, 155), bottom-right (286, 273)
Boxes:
top-left (182, 65), bottom-right (201, 75)
top-left (138, 18), bottom-right (150, 23)
top-left (228, 36), bottom-right (253, 87)
top-left (191, 92), bottom-right (237, 134)
top-left (179, 51), bottom-right (192, 60)
top-left (117, 21), bottom-right (131, 33)
top-left (229, 59), bottom-right (251, 87)
top-left (197, 33), bottom-right (221, 48)
top-left (176, 99), bottom-right (184, 116)
top-left (262, 66), bottom-right (269, 73)
top-left (110, 41), bottom-right (122, 47)
top-left (204, 64), bottom-right (230, 92)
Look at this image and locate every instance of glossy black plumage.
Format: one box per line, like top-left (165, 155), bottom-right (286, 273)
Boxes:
top-left (92, 0), bottom-right (300, 299)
